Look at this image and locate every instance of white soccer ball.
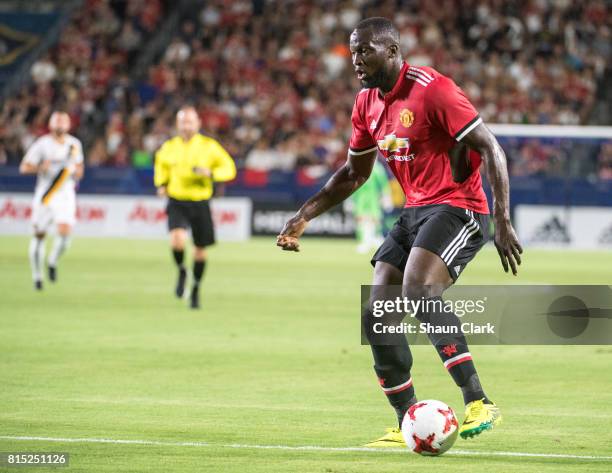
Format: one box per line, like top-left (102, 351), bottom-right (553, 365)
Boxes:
top-left (401, 400), bottom-right (459, 456)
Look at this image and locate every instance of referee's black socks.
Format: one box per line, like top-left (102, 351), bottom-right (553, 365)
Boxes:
top-left (193, 260), bottom-right (206, 285)
top-left (190, 260), bottom-right (206, 309)
top-left (172, 249), bottom-right (185, 269)
top-left (173, 250), bottom-right (187, 298)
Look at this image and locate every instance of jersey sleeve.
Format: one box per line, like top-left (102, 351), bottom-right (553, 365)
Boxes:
top-left (153, 141), bottom-right (170, 187)
top-left (348, 94), bottom-right (377, 156)
top-left (22, 139), bottom-right (43, 166)
top-left (426, 76), bottom-right (483, 142)
top-left (210, 139), bottom-right (237, 182)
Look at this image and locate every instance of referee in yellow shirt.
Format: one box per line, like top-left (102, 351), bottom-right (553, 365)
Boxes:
top-left (154, 106), bottom-right (236, 309)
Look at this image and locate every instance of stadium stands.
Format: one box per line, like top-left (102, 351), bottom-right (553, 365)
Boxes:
top-left (0, 0), bottom-right (610, 179)
top-left (0, 0), bottom-right (166, 166)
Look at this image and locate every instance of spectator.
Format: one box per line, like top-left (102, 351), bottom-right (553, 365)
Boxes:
top-left (30, 55), bottom-right (57, 84)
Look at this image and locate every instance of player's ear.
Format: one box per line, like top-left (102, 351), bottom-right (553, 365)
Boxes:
top-left (387, 44), bottom-right (398, 59)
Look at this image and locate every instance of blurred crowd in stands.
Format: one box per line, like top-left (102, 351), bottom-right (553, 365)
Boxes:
top-left (1, 0), bottom-right (611, 180)
top-left (1, 0), bottom-right (165, 165)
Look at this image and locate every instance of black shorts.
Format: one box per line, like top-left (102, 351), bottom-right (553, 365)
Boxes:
top-left (371, 204), bottom-right (488, 281)
top-left (166, 198), bottom-right (215, 247)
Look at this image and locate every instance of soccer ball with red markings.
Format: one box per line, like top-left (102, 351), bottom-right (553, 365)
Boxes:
top-left (401, 400), bottom-right (459, 456)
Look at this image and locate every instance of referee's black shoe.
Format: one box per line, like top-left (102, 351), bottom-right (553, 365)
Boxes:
top-left (175, 268), bottom-right (187, 298)
top-left (48, 265), bottom-right (57, 282)
top-left (190, 285), bottom-right (200, 310)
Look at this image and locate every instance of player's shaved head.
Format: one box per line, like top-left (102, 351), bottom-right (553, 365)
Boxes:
top-left (49, 111), bottom-right (71, 136)
top-left (350, 17), bottom-right (402, 92)
top-left (354, 17), bottom-right (400, 47)
top-left (176, 106), bottom-right (201, 140)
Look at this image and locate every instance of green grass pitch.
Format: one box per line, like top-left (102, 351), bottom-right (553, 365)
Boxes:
top-left (1, 235), bottom-right (611, 472)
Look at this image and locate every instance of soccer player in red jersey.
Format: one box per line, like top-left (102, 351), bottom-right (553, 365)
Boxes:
top-left (277, 17), bottom-right (522, 446)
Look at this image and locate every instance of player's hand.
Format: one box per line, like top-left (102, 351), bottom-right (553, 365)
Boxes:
top-left (493, 219), bottom-right (523, 276)
top-left (276, 215), bottom-right (308, 252)
top-left (193, 166), bottom-right (212, 177)
top-left (157, 186), bottom-right (167, 197)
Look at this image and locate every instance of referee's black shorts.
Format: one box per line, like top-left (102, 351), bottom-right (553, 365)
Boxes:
top-left (371, 204), bottom-right (488, 281)
top-left (166, 198), bottom-right (215, 247)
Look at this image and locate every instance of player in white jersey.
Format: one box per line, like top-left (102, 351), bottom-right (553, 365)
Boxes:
top-left (19, 111), bottom-right (84, 290)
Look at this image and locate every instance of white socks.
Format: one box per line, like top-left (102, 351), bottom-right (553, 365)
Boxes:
top-left (29, 237), bottom-right (46, 282)
top-left (48, 235), bottom-right (71, 268)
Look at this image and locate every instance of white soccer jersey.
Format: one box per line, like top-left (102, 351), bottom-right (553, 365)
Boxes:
top-left (22, 134), bottom-right (84, 202)
top-left (22, 134), bottom-right (84, 230)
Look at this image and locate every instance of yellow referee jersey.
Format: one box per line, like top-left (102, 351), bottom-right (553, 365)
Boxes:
top-left (154, 133), bottom-right (236, 201)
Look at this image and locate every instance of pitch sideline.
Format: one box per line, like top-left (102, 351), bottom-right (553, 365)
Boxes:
top-left (1, 435), bottom-right (611, 461)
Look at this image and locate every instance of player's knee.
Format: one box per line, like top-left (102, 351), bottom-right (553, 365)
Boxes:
top-left (171, 241), bottom-right (185, 251)
top-left (34, 231), bottom-right (46, 239)
top-left (170, 230), bottom-right (186, 249)
top-left (57, 224), bottom-right (71, 236)
top-left (372, 261), bottom-right (403, 285)
top-left (193, 247), bottom-right (207, 261)
top-left (403, 272), bottom-right (449, 300)
top-left (403, 275), bottom-right (433, 300)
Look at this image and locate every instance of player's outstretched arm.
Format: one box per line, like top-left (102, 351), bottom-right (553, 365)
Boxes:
top-left (19, 160), bottom-right (51, 175)
top-left (19, 161), bottom-right (38, 174)
top-left (461, 123), bottom-right (523, 275)
top-left (276, 150), bottom-right (377, 252)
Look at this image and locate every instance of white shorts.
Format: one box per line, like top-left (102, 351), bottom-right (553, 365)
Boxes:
top-left (31, 191), bottom-right (76, 232)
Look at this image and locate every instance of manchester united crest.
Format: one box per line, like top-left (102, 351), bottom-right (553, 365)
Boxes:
top-left (400, 108), bottom-right (414, 128)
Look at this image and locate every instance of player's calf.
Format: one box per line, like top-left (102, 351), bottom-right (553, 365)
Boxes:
top-left (171, 248), bottom-right (187, 298)
top-left (47, 234), bottom-right (71, 282)
top-left (176, 268), bottom-right (187, 298)
top-left (372, 343), bottom-right (417, 427)
top-left (364, 310), bottom-right (417, 427)
top-left (413, 296), bottom-right (490, 404)
top-left (189, 259), bottom-right (206, 310)
top-left (29, 234), bottom-right (46, 290)
top-left (190, 285), bottom-right (200, 309)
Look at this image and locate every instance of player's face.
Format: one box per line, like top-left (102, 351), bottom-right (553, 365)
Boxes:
top-left (176, 109), bottom-right (201, 138)
top-left (350, 29), bottom-right (390, 89)
top-left (49, 113), bottom-right (71, 136)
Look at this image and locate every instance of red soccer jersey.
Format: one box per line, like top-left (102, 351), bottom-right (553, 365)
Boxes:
top-left (349, 62), bottom-right (489, 214)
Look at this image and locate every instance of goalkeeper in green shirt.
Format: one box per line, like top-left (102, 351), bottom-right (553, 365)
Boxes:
top-left (348, 159), bottom-right (393, 253)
